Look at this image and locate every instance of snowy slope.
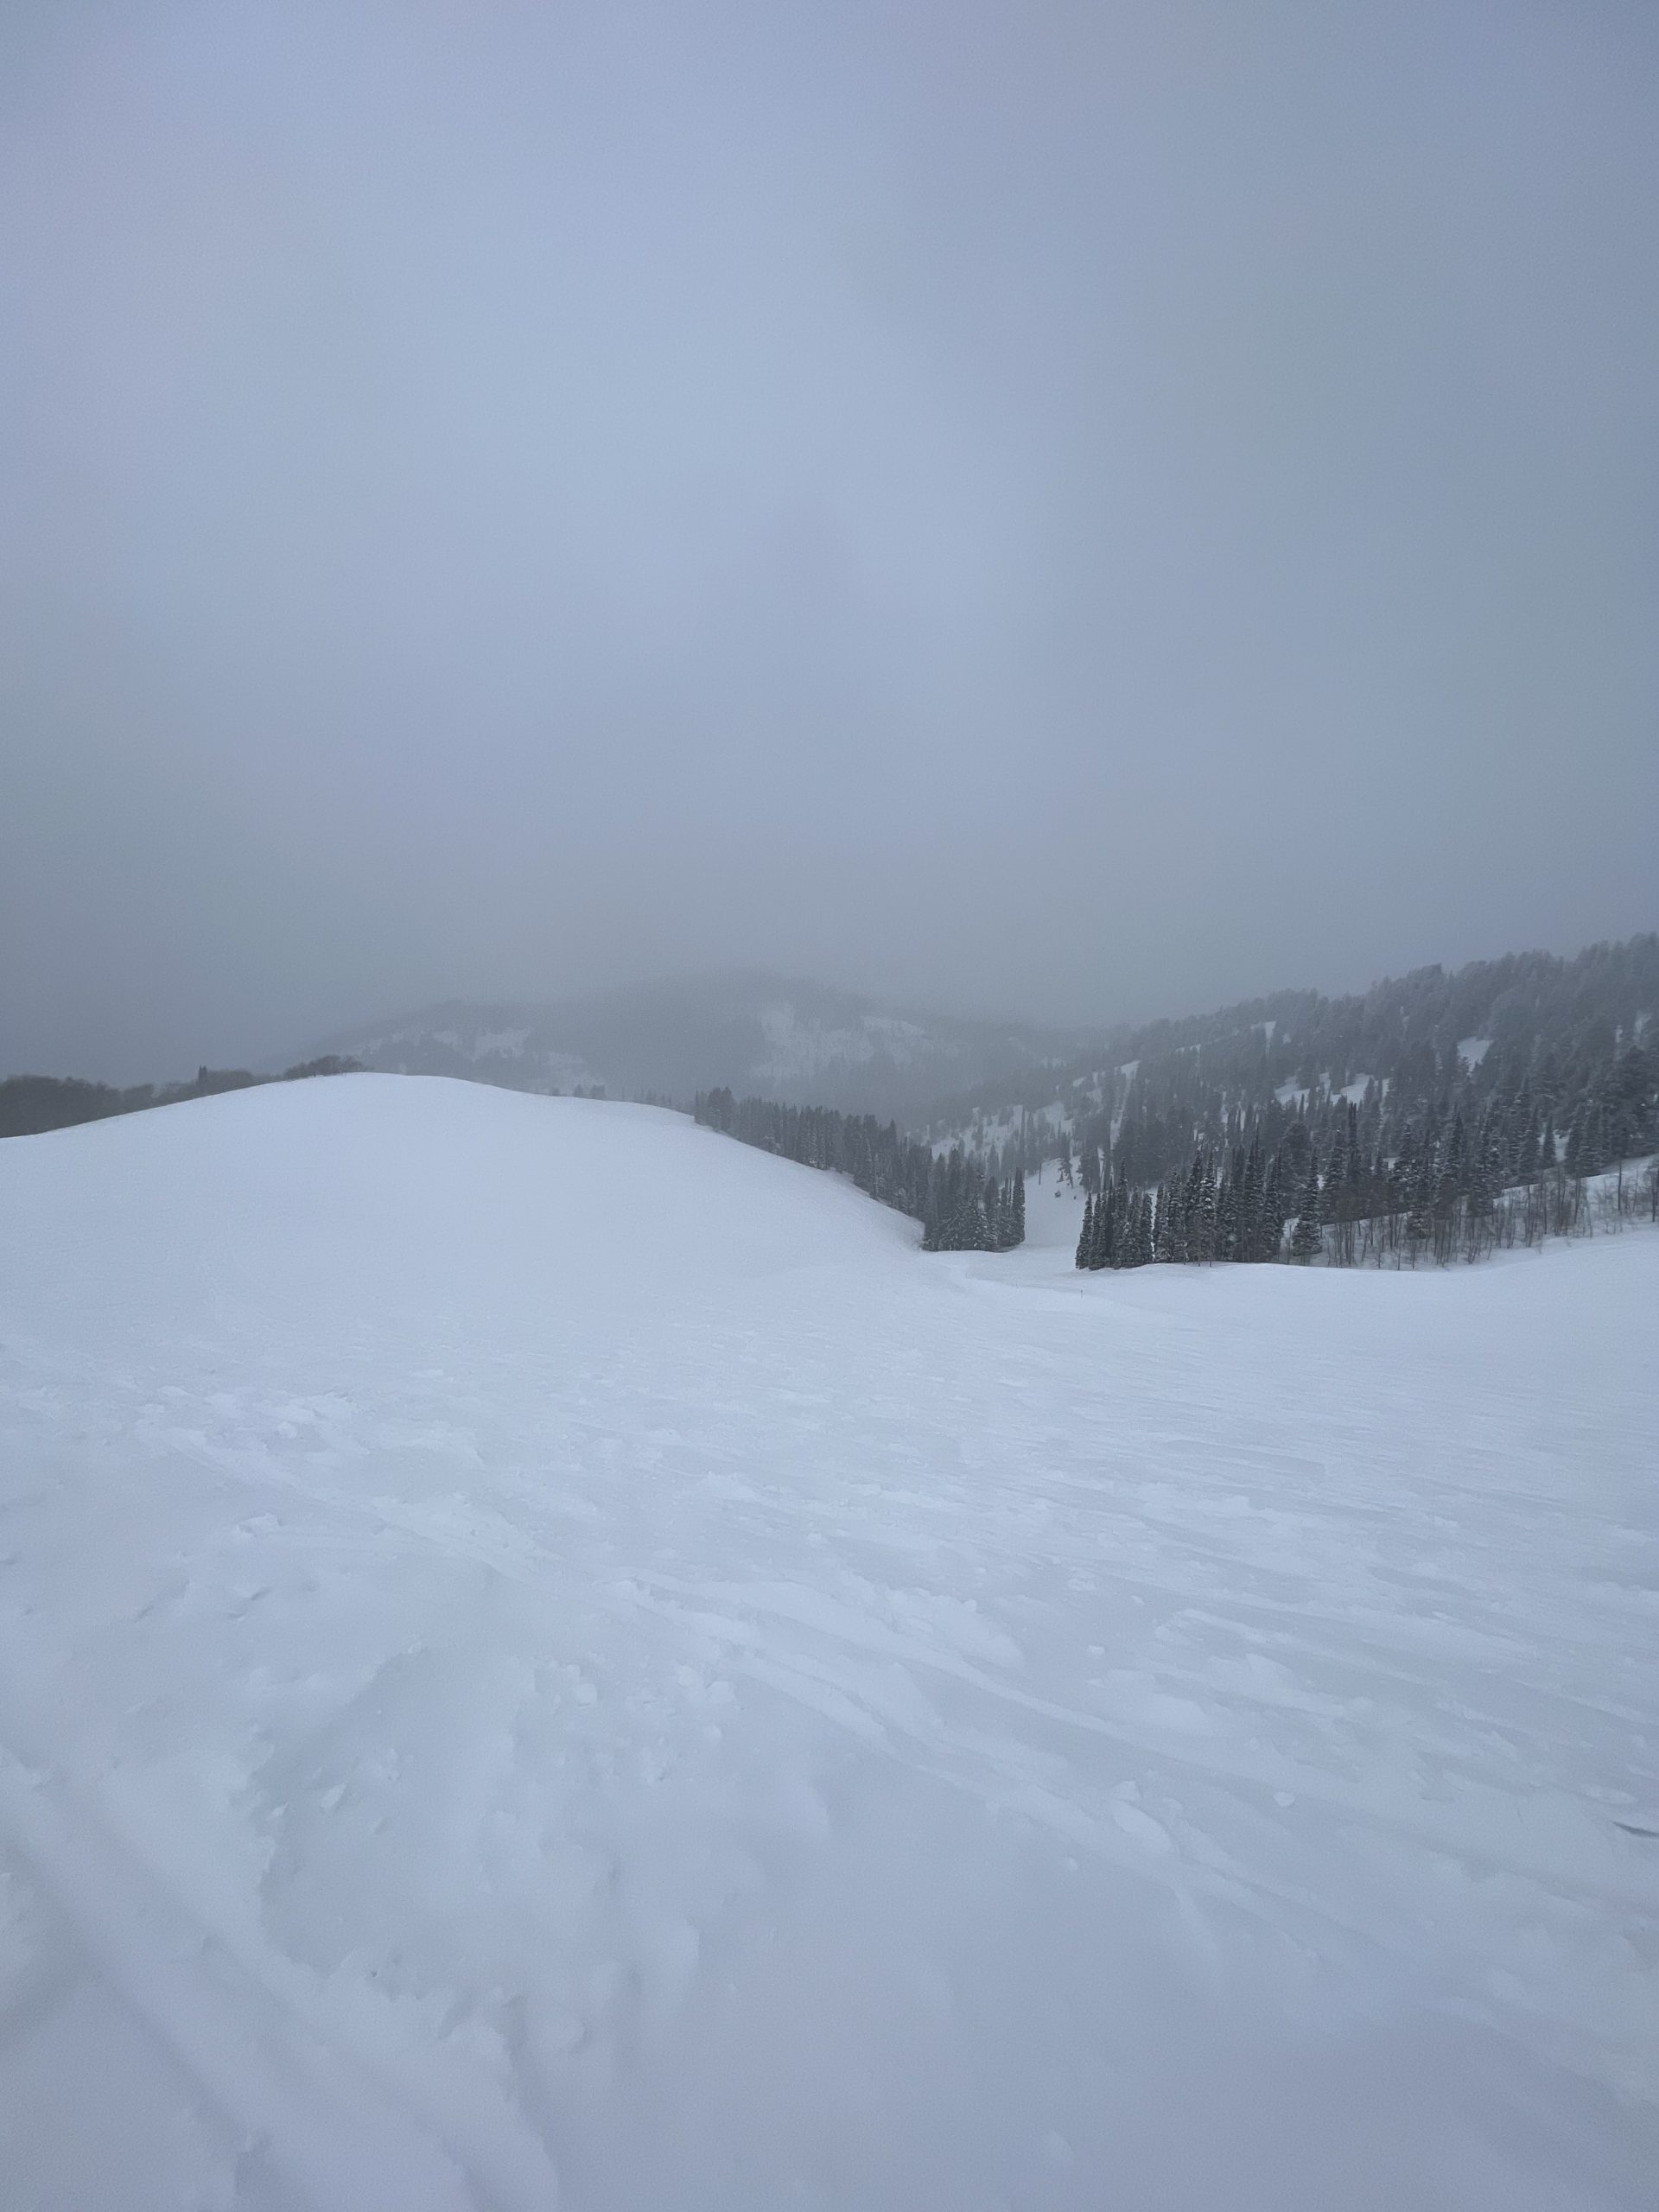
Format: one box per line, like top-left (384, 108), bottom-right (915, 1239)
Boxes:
top-left (1, 1077), bottom-right (1655, 2211)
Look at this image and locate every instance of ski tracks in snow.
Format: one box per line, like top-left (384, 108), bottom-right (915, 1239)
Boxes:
top-left (0, 1708), bottom-right (564, 2210)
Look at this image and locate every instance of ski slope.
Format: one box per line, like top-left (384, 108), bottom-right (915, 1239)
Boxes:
top-left (1, 1076), bottom-right (1655, 2210)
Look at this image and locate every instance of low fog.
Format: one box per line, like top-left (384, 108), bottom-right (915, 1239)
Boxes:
top-left (3, 1), bottom-right (1656, 1083)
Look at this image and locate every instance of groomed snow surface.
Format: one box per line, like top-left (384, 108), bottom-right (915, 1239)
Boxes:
top-left (1, 1077), bottom-right (1655, 2211)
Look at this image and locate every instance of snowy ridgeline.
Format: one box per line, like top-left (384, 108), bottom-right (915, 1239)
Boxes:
top-left (1, 1075), bottom-right (1656, 2211)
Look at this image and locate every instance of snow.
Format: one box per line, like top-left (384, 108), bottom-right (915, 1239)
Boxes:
top-left (2, 1076), bottom-right (1655, 2211)
top-left (753, 1002), bottom-right (940, 1083)
top-left (1459, 1036), bottom-right (1495, 1068)
top-left (470, 1027), bottom-right (531, 1061)
top-left (1109, 1061), bottom-right (1140, 1142)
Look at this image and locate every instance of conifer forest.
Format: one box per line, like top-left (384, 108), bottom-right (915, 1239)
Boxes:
top-left (702, 937), bottom-right (1657, 1271)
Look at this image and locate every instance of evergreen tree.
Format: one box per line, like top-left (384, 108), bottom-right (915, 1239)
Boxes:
top-left (1132, 1190), bottom-right (1154, 1266)
top-left (1215, 1160), bottom-right (1238, 1261)
top-left (1196, 1154), bottom-right (1218, 1261)
top-left (1301, 1148), bottom-right (1322, 1228)
top-left (1156, 1179), bottom-right (1184, 1262)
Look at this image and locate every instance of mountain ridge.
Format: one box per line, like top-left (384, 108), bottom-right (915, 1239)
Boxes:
top-left (285, 937), bottom-right (1658, 1140)
top-left (285, 970), bottom-right (1088, 1122)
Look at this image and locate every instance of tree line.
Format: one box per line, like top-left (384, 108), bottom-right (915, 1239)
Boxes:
top-left (933, 933), bottom-right (1658, 1191)
top-left (693, 1089), bottom-right (1025, 1251)
top-left (0, 1057), bottom-right (365, 1142)
top-left (1076, 1077), bottom-right (1659, 1274)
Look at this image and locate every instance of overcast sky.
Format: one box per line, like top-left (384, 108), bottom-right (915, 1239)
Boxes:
top-left (3, 1), bottom-right (1656, 1080)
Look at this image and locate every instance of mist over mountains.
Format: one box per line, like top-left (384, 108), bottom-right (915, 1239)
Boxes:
top-left (291, 973), bottom-right (1084, 1123)
top-left (289, 937), bottom-right (1658, 1141)
top-left (925, 932), bottom-right (1659, 1136)
top-left (8, 933), bottom-right (1654, 1150)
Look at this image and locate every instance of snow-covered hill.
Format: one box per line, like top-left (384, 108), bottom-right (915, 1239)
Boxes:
top-left (1, 1077), bottom-right (1655, 2209)
top-left (290, 972), bottom-right (1077, 1121)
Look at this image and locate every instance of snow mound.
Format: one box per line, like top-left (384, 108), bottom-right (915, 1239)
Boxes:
top-left (1, 1076), bottom-right (1655, 2210)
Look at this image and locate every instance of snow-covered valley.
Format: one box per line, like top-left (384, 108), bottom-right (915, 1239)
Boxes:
top-left (1, 1077), bottom-right (1655, 2209)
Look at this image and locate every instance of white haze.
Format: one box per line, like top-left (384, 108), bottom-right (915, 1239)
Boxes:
top-left (2, 1), bottom-right (1656, 1080)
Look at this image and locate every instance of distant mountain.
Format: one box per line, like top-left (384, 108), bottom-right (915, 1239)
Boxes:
top-left (289, 974), bottom-right (1085, 1123)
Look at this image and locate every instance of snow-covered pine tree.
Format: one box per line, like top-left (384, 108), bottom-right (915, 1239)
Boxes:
top-left (1156, 1179), bottom-right (1182, 1262)
top-left (1106, 1169), bottom-right (1128, 1267)
top-left (1075, 1192), bottom-right (1095, 1270)
top-left (982, 1175), bottom-right (1002, 1252)
top-left (1214, 1160), bottom-right (1238, 1261)
top-left (1259, 1151), bottom-right (1286, 1261)
top-left (1133, 1190), bottom-right (1154, 1266)
top-left (1290, 1207), bottom-right (1322, 1262)
top-left (1197, 1154), bottom-right (1218, 1261)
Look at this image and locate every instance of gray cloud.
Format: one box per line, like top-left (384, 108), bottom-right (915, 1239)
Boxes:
top-left (3, 0), bottom-right (1656, 1080)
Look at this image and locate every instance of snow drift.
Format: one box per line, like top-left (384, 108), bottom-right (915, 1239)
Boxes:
top-left (0, 1075), bottom-right (1654, 2209)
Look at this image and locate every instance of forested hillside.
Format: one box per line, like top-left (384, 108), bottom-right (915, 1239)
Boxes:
top-left (935, 937), bottom-right (1656, 1187)
top-left (693, 1089), bottom-right (1027, 1251)
top-left (912, 936), bottom-right (1658, 1273)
